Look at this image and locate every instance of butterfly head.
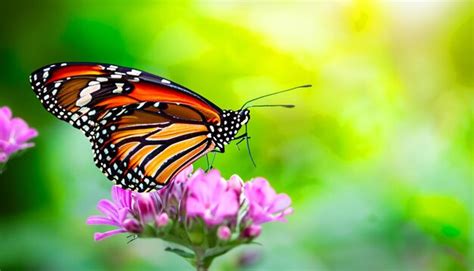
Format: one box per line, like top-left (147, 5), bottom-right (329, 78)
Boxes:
top-left (210, 109), bottom-right (250, 152)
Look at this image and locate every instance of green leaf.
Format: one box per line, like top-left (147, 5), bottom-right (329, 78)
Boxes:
top-left (165, 247), bottom-right (195, 259)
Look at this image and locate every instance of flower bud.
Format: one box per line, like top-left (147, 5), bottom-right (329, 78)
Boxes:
top-left (123, 218), bottom-right (142, 233)
top-left (155, 213), bottom-right (169, 228)
top-left (217, 226), bottom-right (232, 241)
top-left (242, 224), bottom-right (261, 239)
top-left (228, 175), bottom-right (243, 193)
top-left (188, 230), bottom-right (204, 245)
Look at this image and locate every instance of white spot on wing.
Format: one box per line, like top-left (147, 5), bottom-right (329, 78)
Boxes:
top-left (76, 95), bottom-right (92, 107)
top-left (127, 69), bottom-right (141, 76)
top-left (80, 84), bottom-right (101, 97)
top-left (113, 83), bottom-right (124, 94)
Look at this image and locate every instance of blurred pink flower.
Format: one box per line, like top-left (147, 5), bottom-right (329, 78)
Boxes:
top-left (186, 169), bottom-right (240, 225)
top-left (0, 106), bottom-right (38, 163)
top-left (244, 178), bottom-right (293, 225)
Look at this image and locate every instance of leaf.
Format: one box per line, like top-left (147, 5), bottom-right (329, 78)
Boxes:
top-left (165, 247), bottom-right (195, 259)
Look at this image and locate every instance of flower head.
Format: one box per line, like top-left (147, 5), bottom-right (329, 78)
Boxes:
top-left (0, 106), bottom-right (37, 163)
top-left (87, 166), bottom-right (293, 269)
top-left (244, 178), bottom-right (293, 225)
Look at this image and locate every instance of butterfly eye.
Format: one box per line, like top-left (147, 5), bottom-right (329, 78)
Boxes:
top-left (238, 109), bottom-right (248, 117)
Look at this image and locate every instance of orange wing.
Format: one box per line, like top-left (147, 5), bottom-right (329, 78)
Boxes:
top-left (30, 62), bottom-right (223, 136)
top-left (91, 102), bottom-right (215, 192)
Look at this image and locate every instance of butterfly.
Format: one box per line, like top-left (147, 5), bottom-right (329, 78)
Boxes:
top-left (30, 62), bottom-right (310, 192)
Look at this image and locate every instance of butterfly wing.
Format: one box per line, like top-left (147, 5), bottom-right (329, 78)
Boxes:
top-left (30, 62), bottom-right (221, 191)
top-left (92, 102), bottom-right (215, 192)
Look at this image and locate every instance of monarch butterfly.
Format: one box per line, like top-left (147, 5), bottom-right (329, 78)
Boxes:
top-left (30, 62), bottom-right (310, 192)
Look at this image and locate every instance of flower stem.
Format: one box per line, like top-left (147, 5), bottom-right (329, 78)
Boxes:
top-left (194, 248), bottom-right (211, 271)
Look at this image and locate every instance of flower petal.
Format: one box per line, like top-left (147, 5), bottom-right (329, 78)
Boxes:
top-left (94, 229), bottom-right (127, 241)
top-left (186, 196), bottom-right (207, 217)
top-left (268, 194), bottom-right (292, 213)
top-left (86, 216), bottom-right (120, 226)
top-left (97, 199), bottom-right (119, 221)
top-left (111, 186), bottom-right (132, 209)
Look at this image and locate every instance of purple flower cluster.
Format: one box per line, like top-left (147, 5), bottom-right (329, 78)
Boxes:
top-left (87, 166), bottom-right (293, 264)
top-left (0, 106), bottom-right (37, 163)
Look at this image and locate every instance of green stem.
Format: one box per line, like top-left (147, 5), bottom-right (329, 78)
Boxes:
top-left (194, 248), bottom-right (212, 271)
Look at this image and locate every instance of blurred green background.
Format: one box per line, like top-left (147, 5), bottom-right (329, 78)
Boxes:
top-left (0, 0), bottom-right (472, 270)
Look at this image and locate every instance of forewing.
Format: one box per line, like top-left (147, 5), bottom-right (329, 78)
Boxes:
top-left (30, 62), bottom-right (223, 136)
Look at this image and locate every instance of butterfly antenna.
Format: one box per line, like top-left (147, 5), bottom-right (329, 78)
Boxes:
top-left (245, 124), bottom-right (256, 167)
top-left (245, 104), bottom-right (295, 109)
top-left (241, 84), bottom-right (312, 110)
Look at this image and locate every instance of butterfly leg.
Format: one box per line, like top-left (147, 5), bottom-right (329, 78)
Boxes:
top-left (232, 133), bottom-right (248, 150)
top-left (232, 133), bottom-right (248, 141)
top-left (205, 154), bottom-right (213, 171)
top-left (208, 152), bottom-right (217, 170)
top-left (235, 136), bottom-right (251, 151)
top-left (244, 124), bottom-right (256, 167)
top-left (127, 234), bottom-right (138, 244)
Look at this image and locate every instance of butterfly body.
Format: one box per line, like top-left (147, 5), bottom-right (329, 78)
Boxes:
top-left (30, 62), bottom-right (249, 192)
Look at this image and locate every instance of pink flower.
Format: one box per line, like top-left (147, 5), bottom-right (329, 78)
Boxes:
top-left (186, 169), bottom-right (240, 226)
top-left (244, 178), bottom-right (293, 225)
top-left (0, 106), bottom-right (37, 163)
top-left (87, 166), bottom-right (293, 258)
top-left (86, 186), bottom-right (134, 241)
top-left (87, 166), bottom-right (294, 270)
